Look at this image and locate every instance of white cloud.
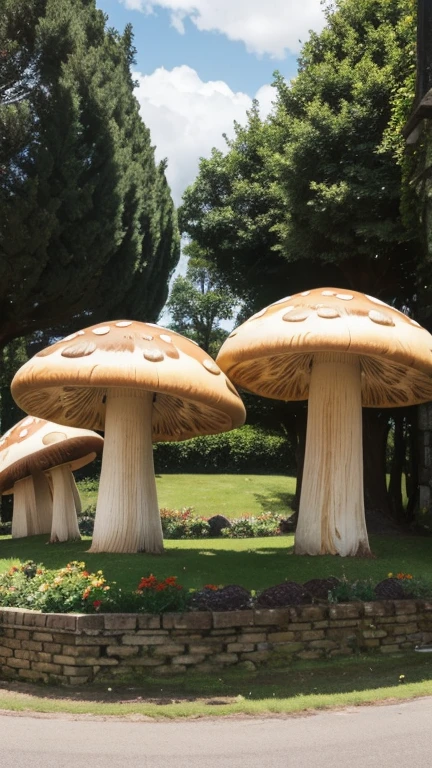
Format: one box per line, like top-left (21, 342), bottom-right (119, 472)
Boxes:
top-left (134, 65), bottom-right (275, 205)
top-left (122, 0), bottom-right (326, 58)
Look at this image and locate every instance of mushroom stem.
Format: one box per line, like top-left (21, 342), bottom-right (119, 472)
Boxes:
top-left (294, 352), bottom-right (371, 557)
top-left (90, 388), bottom-right (163, 554)
top-left (31, 470), bottom-right (53, 534)
top-left (11, 477), bottom-right (37, 538)
top-left (49, 465), bottom-right (81, 543)
top-left (70, 472), bottom-right (82, 515)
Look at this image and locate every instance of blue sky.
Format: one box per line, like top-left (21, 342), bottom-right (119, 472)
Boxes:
top-left (95, 0), bottom-right (327, 206)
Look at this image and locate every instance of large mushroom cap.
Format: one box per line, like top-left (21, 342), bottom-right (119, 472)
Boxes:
top-left (0, 416), bottom-right (103, 494)
top-left (216, 288), bottom-right (432, 407)
top-left (11, 321), bottom-right (245, 439)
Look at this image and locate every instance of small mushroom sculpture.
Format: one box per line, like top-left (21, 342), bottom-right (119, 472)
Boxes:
top-left (11, 321), bottom-right (246, 554)
top-left (216, 288), bottom-right (432, 557)
top-left (0, 417), bottom-right (103, 542)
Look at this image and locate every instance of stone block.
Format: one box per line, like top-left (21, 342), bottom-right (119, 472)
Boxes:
top-left (162, 613), bottom-right (212, 630)
top-left (226, 643), bottom-right (255, 653)
top-left (23, 612), bottom-right (47, 628)
top-left (43, 643), bottom-right (62, 654)
top-left (62, 644), bottom-right (101, 658)
top-left (7, 657), bottom-right (30, 669)
top-left (154, 644), bottom-right (187, 656)
top-left (33, 632), bottom-right (53, 642)
top-left (362, 629), bottom-right (387, 639)
top-left (15, 630), bottom-right (30, 640)
top-left (267, 631), bottom-right (296, 643)
top-left (297, 605), bottom-right (328, 621)
top-left (31, 661), bottom-right (62, 674)
top-left (393, 601), bottom-right (417, 615)
top-left (239, 650), bottom-right (270, 662)
top-left (137, 615), bottom-right (161, 630)
top-left (297, 650), bottom-right (324, 659)
top-left (329, 604), bottom-right (363, 619)
top-left (171, 654), bottom-right (205, 665)
top-left (106, 645), bottom-right (139, 657)
top-left (253, 609), bottom-right (290, 626)
top-left (18, 669), bottom-right (48, 682)
top-left (123, 657), bottom-right (164, 666)
top-left (213, 611), bottom-right (254, 628)
top-left (103, 615), bottom-right (137, 631)
top-left (76, 615), bottom-right (105, 631)
top-left (212, 652), bottom-right (239, 664)
top-left (188, 643), bottom-right (224, 654)
top-left (46, 615), bottom-right (77, 631)
top-left (301, 630), bottom-right (325, 641)
top-left (122, 634), bottom-right (165, 645)
top-left (0, 646), bottom-right (13, 658)
top-left (14, 650), bottom-right (30, 660)
top-left (308, 640), bottom-right (338, 650)
top-left (21, 641), bottom-right (43, 652)
top-left (364, 601), bottom-right (394, 617)
top-left (62, 665), bottom-right (93, 676)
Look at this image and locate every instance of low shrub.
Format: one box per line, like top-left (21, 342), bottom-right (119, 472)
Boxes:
top-left (153, 425), bottom-right (295, 474)
top-left (328, 577), bottom-right (376, 603)
top-left (189, 584), bottom-right (252, 612)
top-left (220, 513), bottom-right (281, 538)
top-left (159, 508), bottom-right (210, 539)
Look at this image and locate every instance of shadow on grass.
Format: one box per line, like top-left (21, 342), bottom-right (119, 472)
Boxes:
top-left (0, 653), bottom-right (430, 706)
top-left (252, 489), bottom-right (296, 516)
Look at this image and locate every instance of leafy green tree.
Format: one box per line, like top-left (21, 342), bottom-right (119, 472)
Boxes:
top-left (0, 0), bottom-right (179, 350)
top-left (167, 244), bottom-right (237, 355)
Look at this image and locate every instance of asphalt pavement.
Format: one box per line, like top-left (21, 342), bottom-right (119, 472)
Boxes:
top-left (2, 696), bottom-right (432, 768)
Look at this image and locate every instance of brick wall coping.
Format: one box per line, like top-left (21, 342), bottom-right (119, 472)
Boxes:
top-left (1, 598), bottom-right (432, 630)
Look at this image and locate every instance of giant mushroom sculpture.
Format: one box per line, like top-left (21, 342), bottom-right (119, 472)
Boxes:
top-left (11, 320), bottom-right (246, 553)
top-left (216, 288), bottom-right (432, 557)
top-left (0, 416), bottom-right (103, 542)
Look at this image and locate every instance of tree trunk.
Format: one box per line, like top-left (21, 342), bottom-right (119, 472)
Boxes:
top-left (362, 409), bottom-right (394, 533)
top-left (388, 412), bottom-right (405, 522)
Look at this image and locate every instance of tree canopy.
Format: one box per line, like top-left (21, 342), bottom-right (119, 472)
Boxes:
top-left (0, 0), bottom-right (180, 350)
top-left (167, 244), bottom-right (237, 355)
top-left (180, 0), bottom-right (418, 312)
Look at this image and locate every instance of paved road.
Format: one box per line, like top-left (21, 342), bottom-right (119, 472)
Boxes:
top-left (2, 697), bottom-right (432, 768)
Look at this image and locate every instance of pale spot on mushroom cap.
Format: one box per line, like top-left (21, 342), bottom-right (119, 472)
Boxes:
top-left (283, 310), bottom-right (309, 322)
top-left (115, 321), bottom-right (133, 328)
top-left (18, 429), bottom-right (28, 438)
top-left (62, 332), bottom-right (80, 342)
top-left (92, 326), bottom-right (111, 336)
top-left (61, 341), bottom-right (97, 358)
top-left (21, 417), bottom-right (34, 427)
top-left (250, 308), bottom-right (267, 320)
top-left (143, 349), bottom-right (164, 362)
top-left (165, 347), bottom-right (179, 359)
top-left (368, 309), bottom-right (395, 327)
top-left (141, 334), bottom-right (153, 341)
top-left (203, 359), bottom-right (220, 375)
top-left (317, 307), bottom-right (340, 319)
top-left (410, 319), bottom-right (421, 327)
top-left (42, 431), bottom-right (67, 445)
top-left (300, 291), bottom-right (310, 296)
top-left (160, 334), bottom-right (172, 344)
top-left (322, 290), bottom-right (336, 296)
top-left (336, 293), bottom-right (353, 301)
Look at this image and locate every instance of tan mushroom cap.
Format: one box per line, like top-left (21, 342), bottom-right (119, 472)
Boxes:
top-left (215, 288), bottom-right (432, 407)
top-left (11, 321), bottom-right (246, 440)
top-left (0, 416), bottom-right (104, 495)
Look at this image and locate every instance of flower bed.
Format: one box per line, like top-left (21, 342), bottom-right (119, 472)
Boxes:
top-left (1, 564), bottom-right (432, 686)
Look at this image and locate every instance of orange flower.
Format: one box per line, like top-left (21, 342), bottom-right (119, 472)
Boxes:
top-left (82, 587), bottom-right (91, 600)
top-left (204, 584), bottom-right (219, 591)
top-left (155, 583), bottom-right (167, 591)
top-left (164, 577), bottom-right (178, 586)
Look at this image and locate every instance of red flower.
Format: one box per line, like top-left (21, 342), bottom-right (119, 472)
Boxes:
top-left (93, 600), bottom-right (102, 610)
top-left (204, 584), bottom-right (219, 591)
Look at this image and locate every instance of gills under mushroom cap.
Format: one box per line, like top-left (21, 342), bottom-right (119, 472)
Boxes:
top-left (215, 288), bottom-right (432, 407)
top-left (0, 417), bottom-right (103, 494)
top-left (11, 321), bottom-right (245, 438)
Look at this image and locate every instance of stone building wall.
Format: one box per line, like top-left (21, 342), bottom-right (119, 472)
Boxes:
top-left (1, 600), bottom-right (432, 686)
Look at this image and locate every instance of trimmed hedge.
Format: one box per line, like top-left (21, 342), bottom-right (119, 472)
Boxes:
top-left (153, 425), bottom-right (295, 474)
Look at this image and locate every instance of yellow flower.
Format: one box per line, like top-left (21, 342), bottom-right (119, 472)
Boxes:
top-left (38, 583), bottom-right (49, 592)
top-left (388, 573), bottom-right (393, 578)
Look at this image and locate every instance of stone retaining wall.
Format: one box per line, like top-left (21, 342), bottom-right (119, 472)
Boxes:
top-left (1, 600), bottom-right (432, 685)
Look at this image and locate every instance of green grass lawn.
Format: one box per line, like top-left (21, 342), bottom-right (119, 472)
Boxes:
top-left (1, 532), bottom-right (432, 592)
top-left (78, 473), bottom-right (297, 518)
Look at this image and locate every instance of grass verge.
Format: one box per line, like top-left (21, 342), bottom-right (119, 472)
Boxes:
top-left (0, 653), bottom-right (431, 718)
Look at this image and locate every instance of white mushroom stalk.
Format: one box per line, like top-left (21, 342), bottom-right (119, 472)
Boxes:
top-left (31, 470), bottom-right (53, 534)
top-left (294, 353), bottom-right (370, 556)
top-left (90, 388), bottom-right (163, 554)
top-left (50, 465), bottom-right (81, 543)
top-left (11, 477), bottom-right (37, 538)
